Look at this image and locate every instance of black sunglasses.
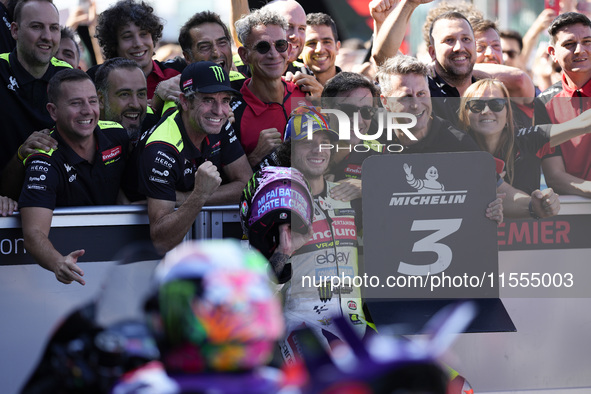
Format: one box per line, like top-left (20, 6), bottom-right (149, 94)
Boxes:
top-left (466, 98), bottom-right (507, 113)
top-left (336, 103), bottom-right (377, 120)
top-left (248, 39), bottom-right (289, 54)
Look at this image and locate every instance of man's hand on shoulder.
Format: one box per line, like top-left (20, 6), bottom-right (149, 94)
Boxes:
top-left (285, 71), bottom-right (323, 99)
top-left (20, 129), bottom-right (57, 159)
top-left (330, 178), bottom-right (362, 202)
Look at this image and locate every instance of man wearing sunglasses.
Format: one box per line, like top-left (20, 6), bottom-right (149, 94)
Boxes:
top-left (537, 12), bottom-right (591, 198)
top-left (230, 0), bottom-right (323, 99)
top-left (319, 72), bottom-right (381, 202)
top-left (499, 30), bottom-right (524, 69)
top-left (234, 8), bottom-right (309, 169)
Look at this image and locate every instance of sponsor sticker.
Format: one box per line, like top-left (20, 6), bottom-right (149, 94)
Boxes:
top-left (102, 146), bottom-right (122, 162)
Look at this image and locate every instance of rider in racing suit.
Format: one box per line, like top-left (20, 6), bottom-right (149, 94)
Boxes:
top-left (268, 109), bottom-right (368, 363)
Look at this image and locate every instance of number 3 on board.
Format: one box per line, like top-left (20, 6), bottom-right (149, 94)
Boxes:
top-left (397, 219), bottom-right (463, 276)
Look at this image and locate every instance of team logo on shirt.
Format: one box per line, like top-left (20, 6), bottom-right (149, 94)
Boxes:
top-left (344, 164), bottom-right (362, 177)
top-left (210, 65), bottom-right (225, 82)
top-left (7, 76), bottom-right (18, 92)
top-left (210, 140), bottom-right (221, 156)
top-left (349, 313), bottom-right (363, 325)
top-left (102, 146), bottom-right (122, 164)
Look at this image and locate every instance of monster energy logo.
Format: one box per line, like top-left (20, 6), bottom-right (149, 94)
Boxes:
top-left (210, 65), bottom-right (225, 82)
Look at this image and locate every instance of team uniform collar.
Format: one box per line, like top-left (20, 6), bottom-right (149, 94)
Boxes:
top-left (561, 72), bottom-right (591, 96)
top-left (239, 77), bottom-right (295, 117)
top-left (9, 49), bottom-right (55, 83)
top-left (50, 124), bottom-right (103, 164)
top-left (173, 111), bottom-right (202, 156)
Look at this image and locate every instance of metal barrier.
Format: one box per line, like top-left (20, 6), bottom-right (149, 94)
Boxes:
top-left (1, 197), bottom-right (590, 393)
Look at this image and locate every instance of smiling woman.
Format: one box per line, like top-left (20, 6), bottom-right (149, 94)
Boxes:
top-left (459, 78), bottom-right (591, 194)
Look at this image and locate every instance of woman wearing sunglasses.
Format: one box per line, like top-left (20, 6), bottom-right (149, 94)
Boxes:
top-left (459, 79), bottom-right (591, 195)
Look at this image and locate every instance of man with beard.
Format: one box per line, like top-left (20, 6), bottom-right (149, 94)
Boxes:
top-left (142, 11), bottom-right (248, 114)
top-left (372, 0), bottom-right (534, 125)
top-left (94, 57), bottom-right (150, 143)
top-left (473, 19), bottom-right (503, 65)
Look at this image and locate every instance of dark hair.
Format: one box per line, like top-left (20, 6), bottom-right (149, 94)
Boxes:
top-left (472, 19), bottom-right (498, 36)
top-left (429, 11), bottom-right (473, 45)
top-left (96, 0), bottom-right (163, 59)
top-left (13, 0), bottom-right (56, 24)
top-left (5, 0), bottom-right (19, 19)
top-left (499, 29), bottom-right (523, 52)
top-left (47, 69), bottom-right (92, 104)
top-left (548, 12), bottom-right (591, 44)
top-left (178, 11), bottom-right (231, 55)
top-left (322, 72), bottom-right (377, 99)
top-left (306, 12), bottom-right (338, 42)
top-left (60, 26), bottom-right (80, 59)
top-left (94, 57), bottom-right (142, 94)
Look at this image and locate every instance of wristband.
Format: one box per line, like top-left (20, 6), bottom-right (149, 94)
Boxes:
top-left (528, 200), bottom-right (541, 220)
top-left (17, 145), bottom-right (25, 163)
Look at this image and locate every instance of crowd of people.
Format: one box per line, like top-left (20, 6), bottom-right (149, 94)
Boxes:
top-left (1, 0), bottom-right (591, 386)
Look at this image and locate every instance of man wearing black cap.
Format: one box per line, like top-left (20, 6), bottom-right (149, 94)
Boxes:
top-left (134, 61), bottom-right (252, 253)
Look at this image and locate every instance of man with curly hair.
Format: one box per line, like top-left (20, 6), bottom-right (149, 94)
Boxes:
top-left (92, 0), bottom-right (183, 99)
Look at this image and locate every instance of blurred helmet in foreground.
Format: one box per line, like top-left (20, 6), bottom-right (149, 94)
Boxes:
top-left (145, 240), bottom-right (284, 374)
top-left (240, 166), bottom-right (313, 258)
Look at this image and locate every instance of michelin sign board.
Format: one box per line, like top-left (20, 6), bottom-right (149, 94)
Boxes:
top-left (362, 152), bottom-right (499, 299)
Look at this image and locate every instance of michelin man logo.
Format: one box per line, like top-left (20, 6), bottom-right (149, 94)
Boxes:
top-left (389, 163), bottom-right (467, 206)
top-left (403, 163), bottom-right (444, 193)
